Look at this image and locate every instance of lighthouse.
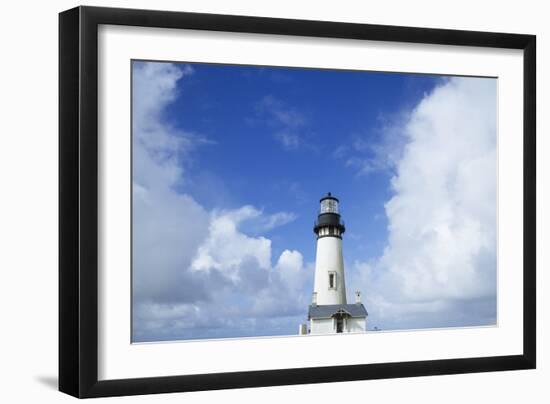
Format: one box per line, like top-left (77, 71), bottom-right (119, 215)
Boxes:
top-left (299, 193), bottom-right (367, 335)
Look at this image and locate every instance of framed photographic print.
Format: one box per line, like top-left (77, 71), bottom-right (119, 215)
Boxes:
top-left (59, 5), bottom-right (536, 398)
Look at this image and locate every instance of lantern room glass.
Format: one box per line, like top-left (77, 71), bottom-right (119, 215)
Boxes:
top-left (320, 198), bottom-right (339, 214)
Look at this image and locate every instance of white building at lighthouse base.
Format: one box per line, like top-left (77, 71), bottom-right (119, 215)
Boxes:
top-left (308, 303), bottom-right (367, 334)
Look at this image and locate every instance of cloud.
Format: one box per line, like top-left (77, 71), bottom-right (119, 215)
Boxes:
top-left (132, 61), bottom-right (211, 307)
top-left (259, 95), bottom-right (306, 127)
top-left (255, 95), bottom-right (310, 150)
top-left (262, 211), bottom-right (297, 230)
top-left (189, 205), bottom-right (309, 319)
top-left (131, 62), bottom-right (308, 342)
top-left (335, 111), bottom-right (411, 177)
top-left (274, 131), bottom-right (301, 150)
top-left (350, 77), bottom-right (497, 330)
top-left (190, 206), bottom-right (273, 283)
top-left (135, 202), bottom-right (310, 341)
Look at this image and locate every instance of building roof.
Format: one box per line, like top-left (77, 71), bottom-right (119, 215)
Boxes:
top-left (308, 303), bottom-right (368, 320)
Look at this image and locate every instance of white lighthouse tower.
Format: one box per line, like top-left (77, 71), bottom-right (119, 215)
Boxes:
top-left (299, 193), bottom-right (367, 335)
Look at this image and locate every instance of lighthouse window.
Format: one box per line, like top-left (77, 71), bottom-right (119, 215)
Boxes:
top-left (328, 272), bottom-right (336, 289)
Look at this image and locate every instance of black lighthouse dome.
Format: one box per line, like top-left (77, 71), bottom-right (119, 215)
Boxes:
top-left (314, 192), bottom-right (346, 237)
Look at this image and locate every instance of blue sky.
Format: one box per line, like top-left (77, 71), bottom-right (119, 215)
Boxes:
top-left (132, 60), bottom-right (497, 342)
top-left (155, 63), bottom-right (438, 264)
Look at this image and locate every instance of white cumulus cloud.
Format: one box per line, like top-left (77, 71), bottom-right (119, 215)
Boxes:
top-left (350, 77), bottom-right (497, 330)
top-left (131, 62), bottom-right (308, 342)
top-left (191, 206), bottom-right (273, 282)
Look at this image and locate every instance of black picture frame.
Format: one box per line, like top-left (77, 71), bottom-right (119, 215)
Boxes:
top-left (59, 5), bottom-right (536, 398)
